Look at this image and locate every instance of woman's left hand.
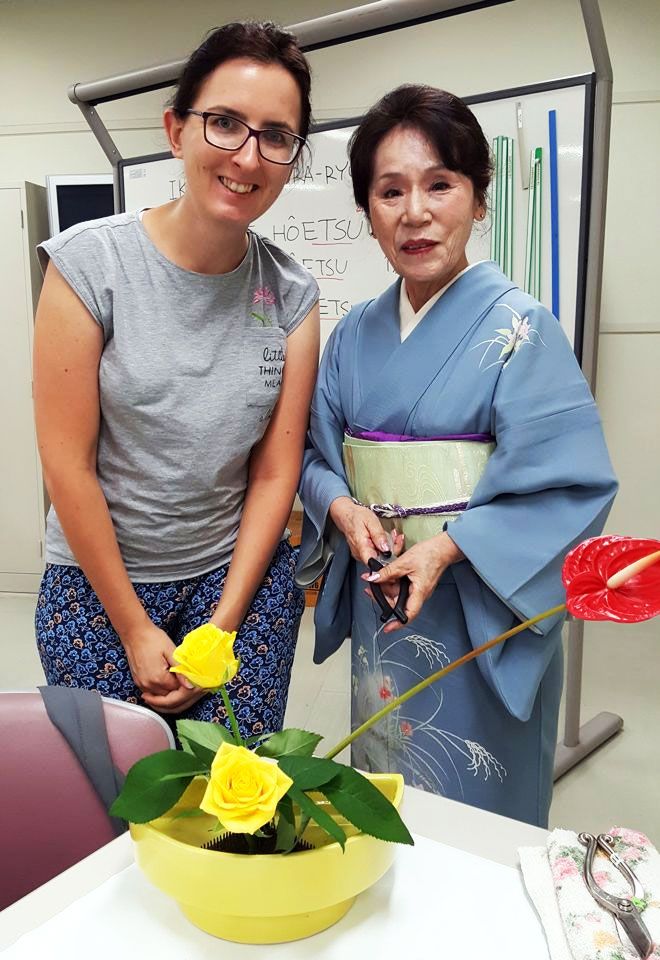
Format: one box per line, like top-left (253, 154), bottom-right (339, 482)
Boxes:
top-left (362, 532), bottom-right (465, 633)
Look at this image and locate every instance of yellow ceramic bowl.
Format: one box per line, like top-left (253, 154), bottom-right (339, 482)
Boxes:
top-left (130, 772), bottom-right (405, 944)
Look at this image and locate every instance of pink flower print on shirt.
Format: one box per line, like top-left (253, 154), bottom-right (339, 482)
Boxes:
top-left (253, 286), bottom-right (276, 307)
top-left (251, 286), bottom-right (276, 327)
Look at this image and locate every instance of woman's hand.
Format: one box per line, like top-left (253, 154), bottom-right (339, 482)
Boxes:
top-left (121, 619), bottom-right (206, 714)
top-left (362, 532), bottom-right (465, 633)
top-left (329, 496), bottom-right (400, 566)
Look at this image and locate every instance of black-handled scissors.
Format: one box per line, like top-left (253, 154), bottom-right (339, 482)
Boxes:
top-left (367, 551), bottom-right (410, 625)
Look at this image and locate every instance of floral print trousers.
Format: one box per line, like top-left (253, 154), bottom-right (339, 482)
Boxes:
top-left (35, 541), bottom-right (305, 740)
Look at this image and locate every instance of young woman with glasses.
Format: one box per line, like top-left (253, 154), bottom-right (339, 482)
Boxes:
top-left (33, 22), bottom-right (320, 736)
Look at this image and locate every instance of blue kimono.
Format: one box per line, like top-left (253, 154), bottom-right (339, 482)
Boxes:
top-left (298, 262), bottom-right (617, 827)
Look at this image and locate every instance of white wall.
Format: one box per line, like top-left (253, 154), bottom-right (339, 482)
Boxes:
top-left (1, 0), bottom-right (658, 540)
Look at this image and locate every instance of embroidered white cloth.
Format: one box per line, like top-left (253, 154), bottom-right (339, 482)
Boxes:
top-left (520, 827), bottom-right (660, 959)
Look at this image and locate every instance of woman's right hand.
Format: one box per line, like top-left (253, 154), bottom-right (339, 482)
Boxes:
top-left (121, 619), bottom-right (195, 699)
top-left (329, 496), bottom-right (402, 566)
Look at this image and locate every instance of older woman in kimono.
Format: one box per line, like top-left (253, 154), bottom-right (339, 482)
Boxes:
top-left (297, 84), bottom-right (617, 827)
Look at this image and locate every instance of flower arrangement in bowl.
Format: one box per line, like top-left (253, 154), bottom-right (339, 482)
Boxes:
top-left (111, 536), bottom-right (660, 945)
top-left (110, 622), bottom-right (413, 943)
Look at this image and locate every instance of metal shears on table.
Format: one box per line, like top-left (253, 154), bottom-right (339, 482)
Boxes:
top-left (578, 831), bottom-right (655, 959)
top-left (367, 538), bottom-right (410, 625)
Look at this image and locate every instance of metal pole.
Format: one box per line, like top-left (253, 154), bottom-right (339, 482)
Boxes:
top-left (577, 0), bottom-right (613, 392)
top-left (66, 0), bottom-right (510, 188)
top-left (288, 0), bottom-right (505, 48)
top-left (552, 0), bottom-right (623, 781)
top-left (554, 617), bottom-right (623, 779)
top-left (73, 102), bottom-right (123, 211)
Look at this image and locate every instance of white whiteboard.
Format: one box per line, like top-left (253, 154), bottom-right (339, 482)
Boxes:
top-left (119, 77), bottom-right (592, 356)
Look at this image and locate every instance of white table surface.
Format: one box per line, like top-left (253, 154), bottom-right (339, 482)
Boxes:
top-left (0, 787), bottom-right (550, 955)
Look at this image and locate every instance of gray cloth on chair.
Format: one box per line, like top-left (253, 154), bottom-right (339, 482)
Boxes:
top-left (38, 686), bottom-right (127, 837)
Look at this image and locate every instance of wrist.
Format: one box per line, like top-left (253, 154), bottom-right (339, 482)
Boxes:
top-left (329, 495), bottom-right (355, 526)
top-left (116, 608), bottom-right (152, 648)
top-left (210, 604), bottom-right (243, 635)
top-left (438, 531), bottom-right (465, 564)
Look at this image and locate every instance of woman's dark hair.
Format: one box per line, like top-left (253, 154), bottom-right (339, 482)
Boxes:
top-left (349, 84), bottom-right (492, 213)
top-left (171, 21), bottom-right (312, 139)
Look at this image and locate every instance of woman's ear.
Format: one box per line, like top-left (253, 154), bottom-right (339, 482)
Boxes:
top-left (163, 108), bottom-right (185, 159)
top-left (359, 206), bottom-right (374, 237)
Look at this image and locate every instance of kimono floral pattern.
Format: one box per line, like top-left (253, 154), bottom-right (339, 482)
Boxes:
top-left (351, 622), bottom-right (506, 798)
top-left (251, 286), bottom-right (276, 327)
top-left (473, 303), bottom-right (547, 371)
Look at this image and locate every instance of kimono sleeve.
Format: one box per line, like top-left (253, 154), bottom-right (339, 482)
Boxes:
top-left (448, 297), bottom-right (618, 719)
top-left (298, 321), bottom-right (352, 540)
top-left (296, 320), bottom-right (355, 660)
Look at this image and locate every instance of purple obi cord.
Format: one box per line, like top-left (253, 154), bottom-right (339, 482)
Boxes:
top-left (345, 428), bottom-right (494, 443)
top-left (368, 501), bottom-right (470, 519)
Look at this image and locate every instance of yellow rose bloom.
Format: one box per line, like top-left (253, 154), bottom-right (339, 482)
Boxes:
top-left (170, 624), bottom-right (238, 689)
top-left (200, 743), bottom-right (293, 834)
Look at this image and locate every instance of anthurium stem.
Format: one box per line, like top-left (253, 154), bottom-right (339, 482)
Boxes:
top-left (220, 686), bottom-right (243, 746)
top-left (324, 603), bottom-right (567, 761)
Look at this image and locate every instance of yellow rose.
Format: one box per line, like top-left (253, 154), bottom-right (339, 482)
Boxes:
top-left (170, 624), bottom-right (238, 689)
top-left (200, 743), bottom-right (293, 834)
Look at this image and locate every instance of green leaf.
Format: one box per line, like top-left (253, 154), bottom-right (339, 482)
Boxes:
top-left (256, 728), bottom-right (322, 759)
top-left (109, 750), bottom-right (207, 823)
top-left (275, 794), bottom-right (297, 853)
top-left (320, 768), bottom-right (414, 846)
top-left (159, 770), bottom-right (208, 781)
top-left (288, 785), bottom-right (346, 850)
top-left (176, 719), bottom-right (234, 767)
top-left (278, 755), bottom-right (343, 791)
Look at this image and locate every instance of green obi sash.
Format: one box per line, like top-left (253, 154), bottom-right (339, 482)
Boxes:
top-left (342, 435), bottom-right (494, 548)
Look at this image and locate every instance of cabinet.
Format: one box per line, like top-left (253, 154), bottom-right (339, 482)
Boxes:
top-left (0, 182), bottom-right (49, 592)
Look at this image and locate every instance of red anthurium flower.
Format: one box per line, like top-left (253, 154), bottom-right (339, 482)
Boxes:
top-left (328, 536), bottom-right (660, 763)
top-left (562, 536), bottom-right (660, 622)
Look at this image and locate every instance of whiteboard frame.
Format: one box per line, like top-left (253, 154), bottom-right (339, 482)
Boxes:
top-left (118, 150), bottom-right (176, 213)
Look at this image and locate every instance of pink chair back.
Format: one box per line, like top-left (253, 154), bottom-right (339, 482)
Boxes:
top-left (0, 691), bottom-right (174, 910)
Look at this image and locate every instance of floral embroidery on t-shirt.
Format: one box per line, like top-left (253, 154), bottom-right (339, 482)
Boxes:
top-left (251, 286), bottom-right (276, 327)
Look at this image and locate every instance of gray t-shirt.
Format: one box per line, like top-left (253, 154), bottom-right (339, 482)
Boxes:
top-left (37, 212), bottom-right (319, 582)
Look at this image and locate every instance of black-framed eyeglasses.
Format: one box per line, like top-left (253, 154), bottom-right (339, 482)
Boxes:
top-left (186, 110), bottom-right (304, 165)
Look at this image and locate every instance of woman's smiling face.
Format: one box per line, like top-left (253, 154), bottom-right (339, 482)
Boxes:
top-left (166, 57), bottom-right (302, 229)
top-left (367, 124), bottom-right (482, 310)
